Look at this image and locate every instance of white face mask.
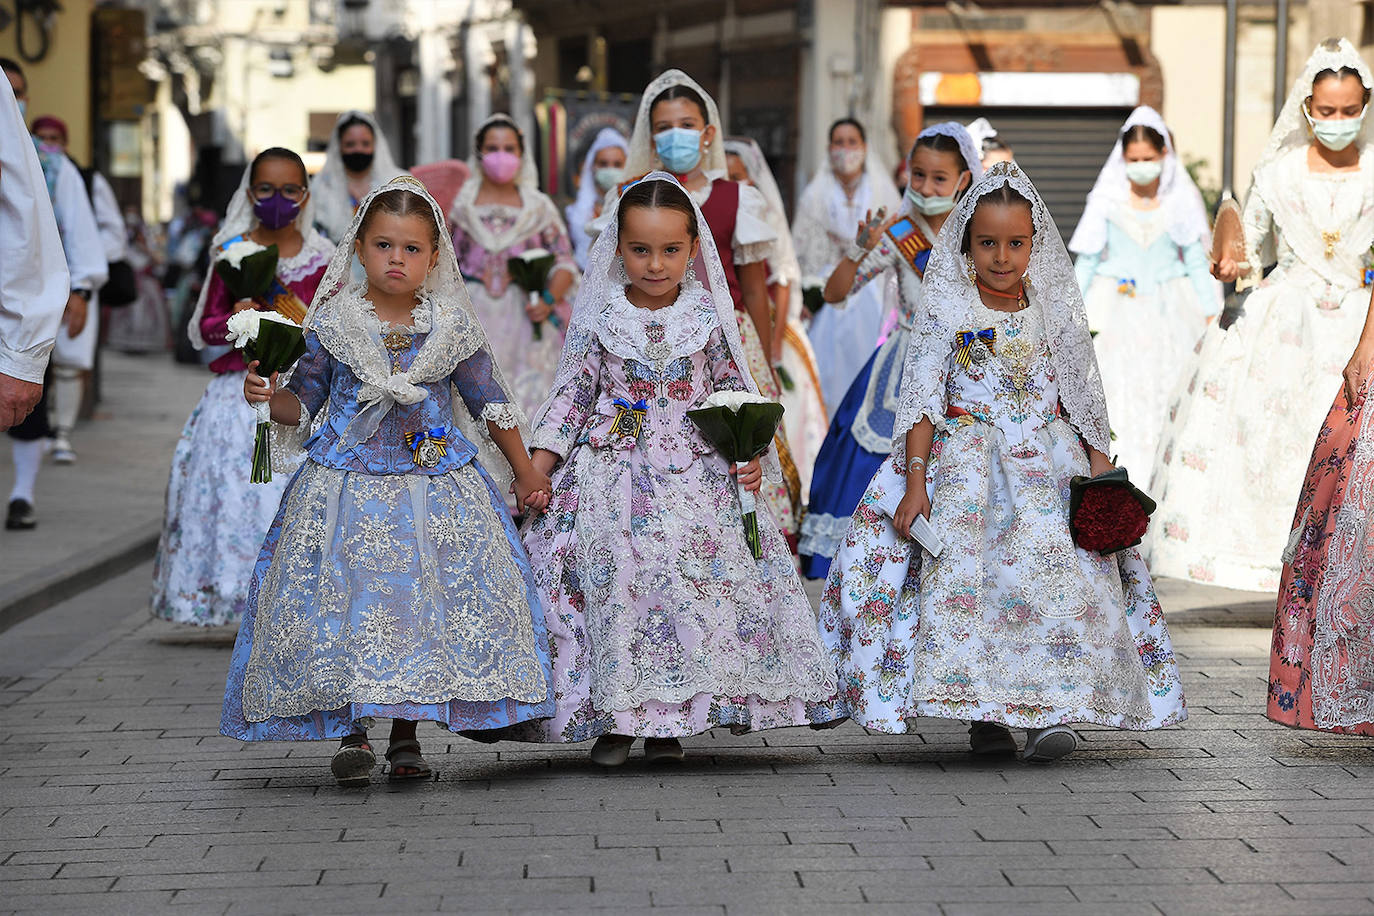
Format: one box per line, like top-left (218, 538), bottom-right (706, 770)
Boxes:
top-left (1305, 103), bottom-right (1367, 152)
top-left (905, 182), bottom-right (962, 216)
top-left (830, 146), bottom-right (865, 176)
top-left (1124, 160), bottom-right (1163, 186)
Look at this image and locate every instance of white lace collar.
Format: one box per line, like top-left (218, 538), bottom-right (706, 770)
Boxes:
top-left (353, 284), bottom-right (435, 335)
top-left (597, 281), bottom-right (718, 366)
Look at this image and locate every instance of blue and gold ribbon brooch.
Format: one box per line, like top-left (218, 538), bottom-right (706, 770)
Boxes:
top-left (954, 328), bottom-right (996, 368)
top-left (610, 398), bottom-right (649, 440)
top-left (1117, 278), bottom-right (1137, 297)
top-left (404, 427), bottom-right (449, 468)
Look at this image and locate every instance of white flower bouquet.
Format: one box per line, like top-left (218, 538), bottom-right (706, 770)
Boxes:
top-left (228, 309), bottom-right (307, 483)
top-left (507, 247), bottom-right (557, 340)
top-left (687, 390), bottom-right (785, 559)
top-left (215, 237), bottom-right (279, 304)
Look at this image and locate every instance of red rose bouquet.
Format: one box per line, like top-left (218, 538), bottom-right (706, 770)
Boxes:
top-left (1068, 467), bottom-right (1156, 555)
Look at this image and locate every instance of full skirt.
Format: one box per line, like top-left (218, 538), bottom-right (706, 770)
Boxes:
top-left (1085, 275), bottom-right (1208, 478)
top-left (151, 372), bottom-right (300, 626)
top-left (1147, 279), bottom-right (1369, 591)
top-left (220, 459), bottom-right (554, 740)
top-left (808, 281), bottom-right (886, 420)
top-left (1268, 387), bottom-right (1374, 735)
top-left (505, 444), bottom-right (845, 741)
top-left (820, 419), bottom-right (1187, 733)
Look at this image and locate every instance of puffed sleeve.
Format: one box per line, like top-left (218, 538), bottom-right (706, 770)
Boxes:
top-left (450, 346), bottom-right (521, 429)
top-left (529, 341), bottom-right (604, 458)
top-left (705, 325), bottom-right (750, 394)
top-left (733, 183), bottom-right (778, 267)
top-left (197, 269), bottom-right (235, 346)
top-left (283, 329), bottom-right (334, 420)
top-left (53, 157), bottom-right (107, 291)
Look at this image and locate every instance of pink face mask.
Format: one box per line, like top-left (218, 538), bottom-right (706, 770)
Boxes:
top-left (481, 151), bottom-right (521, 184)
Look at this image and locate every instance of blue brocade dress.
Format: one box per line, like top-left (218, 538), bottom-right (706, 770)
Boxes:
top-left (221, 313), bottom-right (554, 741)
top-left (799, 216), bottom-right (932, 579)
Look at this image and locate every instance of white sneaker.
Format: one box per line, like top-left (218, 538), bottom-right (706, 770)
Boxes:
top-left (51, 436), bottom-right (76, 464)
top-left (1022, 725), bottom-right (1079, 763)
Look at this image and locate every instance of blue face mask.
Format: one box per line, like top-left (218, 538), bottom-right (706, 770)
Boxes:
top-left (654, 128), bottom-right (703, 174)
top-left (17, 99), bottom-right (26, 121)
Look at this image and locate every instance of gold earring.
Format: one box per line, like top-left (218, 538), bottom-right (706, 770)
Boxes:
top-left (966, 258), bottom-right (978, 285)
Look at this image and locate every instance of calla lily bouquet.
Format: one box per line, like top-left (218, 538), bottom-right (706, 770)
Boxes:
top-left (227, 309), bottom-right (307, 483)
top-left (687, 390), bottom-right (785, 559)
top-left (507, 247), bottom-right (557, 340)
top-left (215, 238), bottom-right (280, 304)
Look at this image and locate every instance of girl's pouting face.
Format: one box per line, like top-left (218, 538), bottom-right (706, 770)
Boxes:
top-left (593, 145), bottom-right (626, 171)
top-left (617, 204), bottom-right (699, 304)
top-left (966, 201), bottom-right (1034, 295)
top-left (1122, 139), bottom-right (1163, 163)
top-left (907, 145), bottom-right (970, 201)
top-left (355, 211), bottom-right (440, 298)
top-left (725, 152), bottom-right (750, 185)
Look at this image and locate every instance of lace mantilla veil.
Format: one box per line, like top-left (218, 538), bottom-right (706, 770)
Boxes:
top-left (900, 122), bottom-right (985, 220)
top-left (532, 170), bottom-right (781, 475)
top-left (893, 161), bottom-right (1111, 456)
top-left (623, 70), bottom-right (728, 179)
top-left (288, 175), bottom-right (527, 494)
top-left (1255, 38), bottom-right (1372, 179)
top-left (186, 161), bottom-right (331, 350)
top-left (312, 110), bottom-right (407, 243)
top-left (1068, 106), bottom-right (1211, 255)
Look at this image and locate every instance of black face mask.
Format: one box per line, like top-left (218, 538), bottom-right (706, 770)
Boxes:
top-left (341, 151), bottom-right (374, 173)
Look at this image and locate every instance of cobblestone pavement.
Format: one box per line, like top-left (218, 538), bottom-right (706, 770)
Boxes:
top-left (3, 566), bottom-right (1374, 916)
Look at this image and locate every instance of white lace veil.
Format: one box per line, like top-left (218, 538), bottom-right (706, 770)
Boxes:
top-left (894, 161), bottom-right (1111, 455)
top-left (449, 112), bottom-right (562, 254)
top-left (1068, 106), bottom-right (1211, 254)
top-left (301, 175), bottom-right (527, 493)
top-left (532, 171), bottom-right (779, 468)
top-left (623, 70), bottom-right (728, 178)
top-left (187, 157), bottom-right (328, 350)
top-left (1253, 38), bottom-right (1373, 180)
top-left (312, 110), bottom-right (407, 243)
top-left (723, 137), bottom-right (802, 308)
top-left (899, 121), bottom-right (985, 219)
top-left (567, 127), bottom-right (629, 268)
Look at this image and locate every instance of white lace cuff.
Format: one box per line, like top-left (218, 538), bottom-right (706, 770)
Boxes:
top-left (481, 402), bottom-right (522, 429)
top-left (271, 398), bottom-right (312, 463)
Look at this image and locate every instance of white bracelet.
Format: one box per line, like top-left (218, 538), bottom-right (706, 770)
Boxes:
top-left (907, 456), bottom-right (927, 474)
top-left (844, 242), bottom-right (867, 263)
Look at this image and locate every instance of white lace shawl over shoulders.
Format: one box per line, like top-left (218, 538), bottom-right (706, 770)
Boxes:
top-left (596, 282), bottom-right (718, 365)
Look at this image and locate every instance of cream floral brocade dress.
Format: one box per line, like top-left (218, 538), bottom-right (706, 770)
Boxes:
top-left (820, 298), bottom-right (1187, 733)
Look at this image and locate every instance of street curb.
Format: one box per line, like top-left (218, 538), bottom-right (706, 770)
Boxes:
top-left (0, 518), bottom-right (161, 634)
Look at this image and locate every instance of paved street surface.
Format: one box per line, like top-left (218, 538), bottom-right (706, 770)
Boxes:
top-left (4, 559), bottom-right (1374, 916)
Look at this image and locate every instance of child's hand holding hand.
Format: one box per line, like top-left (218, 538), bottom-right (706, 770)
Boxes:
top-left (731, 458), bottom-right (763, 493)
top-left (244, 360), bottom-right (278, 405)
top-left (513, 466), bottom-right (553, 513)
top-left (893, 487), bottom-right (931, 539)
top-left (530, 449), bottom-right (559, 478)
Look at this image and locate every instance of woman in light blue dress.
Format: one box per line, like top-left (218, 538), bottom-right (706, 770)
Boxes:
top-left (1069, 106), bottom-right (1219, 477)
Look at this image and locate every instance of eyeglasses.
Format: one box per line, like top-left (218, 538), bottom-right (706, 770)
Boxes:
top-left (250, 183), bottom-right (308, 202)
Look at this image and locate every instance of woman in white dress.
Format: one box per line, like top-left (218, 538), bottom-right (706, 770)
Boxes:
top-left (1148, 38), bottom-right (1374, 592)
top-left (819, 163), bottom-right (1187, 760)
top-left (791, 118), bottom-right (901, 416)
top-left (311, 111), bottom-right (407, 243)
top-left (1070, 106), bottom-right (1220, 478)
top-left (724, 136), bottom-right (829, 494)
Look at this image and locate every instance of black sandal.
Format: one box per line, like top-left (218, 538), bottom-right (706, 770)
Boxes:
top-left (331, 734), bottom-right (376, 787)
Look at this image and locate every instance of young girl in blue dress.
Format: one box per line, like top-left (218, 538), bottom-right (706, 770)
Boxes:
top-left (799, 123), bottom-right (981, 579)
top-left (221, 177), bottom-right (555, 786)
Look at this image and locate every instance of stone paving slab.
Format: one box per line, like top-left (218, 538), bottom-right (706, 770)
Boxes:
top-left (2, 564), bottom-right (1374, 914)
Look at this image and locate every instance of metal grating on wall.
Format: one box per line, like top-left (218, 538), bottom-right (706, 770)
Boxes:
top-left (924, 106), bottom-right (1131, 241)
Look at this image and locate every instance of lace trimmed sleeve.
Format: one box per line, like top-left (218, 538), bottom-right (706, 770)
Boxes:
top-left (849, 236), bottom-right (900, 297)
top-left (1237, 186), bottom-right (1274, 292)
top-left (734, 184), bottom-right (779, 267)
top-left (450, 346), bottom-right (518, 426)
